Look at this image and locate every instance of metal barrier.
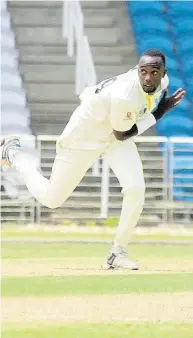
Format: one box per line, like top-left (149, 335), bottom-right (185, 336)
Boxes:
top-left (1, 136), bottom-right (193, 225)
top-left (168, 137), bottom-right (193, 223)
top-left (63, 0), bottom-right (97, 94)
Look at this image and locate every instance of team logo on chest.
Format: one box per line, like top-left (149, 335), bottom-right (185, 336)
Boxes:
top-left (124, 112), bottom-right (132, 120)
top-left (138, 106), bottom-right (147, 117)
top-left (137, 96), bottom-right (159, 118)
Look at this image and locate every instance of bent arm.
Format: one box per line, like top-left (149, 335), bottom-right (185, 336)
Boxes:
top-left (113, 113), bottom-right (156, 141)
top-left (113, 89), bottom-right (170, 141)
top-left (111, 87), bottom-right (186, 141)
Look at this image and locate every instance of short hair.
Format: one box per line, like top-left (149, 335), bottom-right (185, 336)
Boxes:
top-left (141, 49), bottom-right (166, 66)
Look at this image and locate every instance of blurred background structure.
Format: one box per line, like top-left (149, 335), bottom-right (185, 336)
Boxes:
top-left (1, 0), bottom-right (193, 225)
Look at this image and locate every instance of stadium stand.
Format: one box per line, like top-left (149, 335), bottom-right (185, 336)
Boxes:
top-left (1, 1), bottom-right (192, 222)
top-left (127, 0), bottom-right (193, 202)
top-left (166, 1), bottom-right (193, 105)
top-left (1, 0), bottom-right (38, 199)
top-left (1, 1), bottom-right (31, 136)
top-left (8, 0), bottom-right (137, 135)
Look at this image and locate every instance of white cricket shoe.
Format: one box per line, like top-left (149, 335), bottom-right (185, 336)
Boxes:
top-left (103, 246), bottom-right (139, 270)
top-left (0, 136), bottom-right (21, 166)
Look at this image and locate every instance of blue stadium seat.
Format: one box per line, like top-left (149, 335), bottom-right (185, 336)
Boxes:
top-left (127, 0), bottom-right (193, 202)
top-left (178, 52), bottom-right (192, 64)
top-left (176, 37), bottom-right (192, 54)
top-left (177, 99), bottom-right (190, 114)
top-left (131, 15), bottom-right (169, 36)
top-left (173, 156), bottom-right (193, 202)
top-left (136, 36), bottom-right (174, 56)
top-left (172, 18), bottom-right (193, 37)
top-left (156, 116), bottom-right (193, 137)
top-left (167, 72), bottom-right (186, 97)
top-left (176, 32), bottom-right (193, 48)
top-left (168, 75), bottom-right (185, 92)
top-left (173, 187), bottom-right (193, 202)
top-left (166, 56), bottom-right (179, 73)
top-left (177, 56), bottom-right (193, 99)
top-left (127, 1), bottom-right (165, 16)
top-left (165, 100), bottom-right (189, 117)
top-left (166, 110), bottom-right (188, 119)
top-left (173, 142), bottom-right (193, 154)
top-left (185, 85), bottom-right (193, 104)
top-left (188, 85), bottom-right (193, 96)
top-left (167, 1), bottom-right (193, 14)
top-left (183, 59), bottom-right (193, 78)
top-left (167, 69), bottom-right (181, 79)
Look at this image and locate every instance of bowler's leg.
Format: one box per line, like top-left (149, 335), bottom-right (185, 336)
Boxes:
top-left (104, 139), bottom-right (145, 269)
top-left (5, 141), bottom-right (101, 208)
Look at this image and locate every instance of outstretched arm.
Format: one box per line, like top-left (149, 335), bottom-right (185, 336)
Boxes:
top-left (113, 88), bottom-right (186, 141)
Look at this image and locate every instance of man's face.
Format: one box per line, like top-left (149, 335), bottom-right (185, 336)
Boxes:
top-left (138, 55), bottom-right (166, 94)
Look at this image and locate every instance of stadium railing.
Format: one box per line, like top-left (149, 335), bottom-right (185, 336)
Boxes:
top-left (62, 0), bottom-right (97, 95)
top-left (1, 136), bottom-right (193, 225)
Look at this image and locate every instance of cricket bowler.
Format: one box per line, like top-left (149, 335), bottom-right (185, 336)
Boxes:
top-left (0, 49), bottom-right (185, 270)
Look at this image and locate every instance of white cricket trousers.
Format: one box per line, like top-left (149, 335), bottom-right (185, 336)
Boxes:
top-left (12, 139), bottom-right (145, 248)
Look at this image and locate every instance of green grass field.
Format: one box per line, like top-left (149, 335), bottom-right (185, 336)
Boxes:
top-left (3, 323), bottom-right (193, 338)
top-left (2, 226), bottom-right (193, 338)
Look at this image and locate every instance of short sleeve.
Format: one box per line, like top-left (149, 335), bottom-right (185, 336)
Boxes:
top-left (109, 98), bottom-right (136, 131)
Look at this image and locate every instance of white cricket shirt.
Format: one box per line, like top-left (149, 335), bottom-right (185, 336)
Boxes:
top-left (57, 67), bottom-right (169, 150)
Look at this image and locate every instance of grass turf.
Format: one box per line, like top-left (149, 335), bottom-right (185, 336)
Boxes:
top-left (2, 242), bottom-right (193, 260)
top-left (2, 323), bottom-right (193, 338)
top-left (2, 273), bottom-right (193, 296)
top-left (2, 232), bottom-right (193, 336)
top-left (2, 226), bottom-right (193, 241)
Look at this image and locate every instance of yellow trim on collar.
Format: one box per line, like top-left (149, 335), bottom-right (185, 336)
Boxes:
top-left (146, 94), bottom-right (152, 110)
